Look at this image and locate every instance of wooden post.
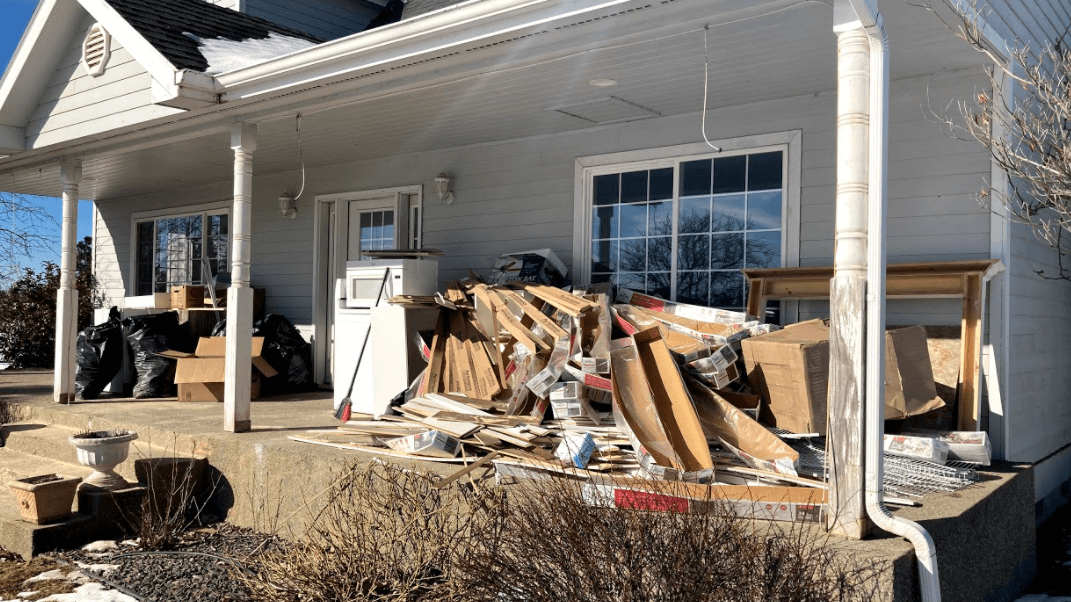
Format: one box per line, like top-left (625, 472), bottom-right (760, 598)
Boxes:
top-left (957, 273), bottom-right (983, 430)
top-left (53, 159), bottom-right (81, 403)
top-left (224, 122), bottom-right (257, 433)
top-left (826, 20), bottom-right (871, 538)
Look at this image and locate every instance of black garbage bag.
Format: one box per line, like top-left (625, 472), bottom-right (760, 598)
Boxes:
top-left (74, 307), bottom-right (124, 400)
top-left (211, 314), bottom-right (314, 393)
top-left (124, 312), bottom-right (182, 399)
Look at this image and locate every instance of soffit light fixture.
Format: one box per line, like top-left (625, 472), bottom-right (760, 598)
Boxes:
top-left (588, 78), bottom-right (617, 87)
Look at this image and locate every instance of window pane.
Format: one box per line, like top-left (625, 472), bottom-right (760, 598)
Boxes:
top-left (748, 151), bottom-right (783, 190)
top-left (677, 234), bottom-right (709, 272)
top-left (647, 273), bottom-right (670, 300)
top-left (619, 239), bottom-right (647, 272)
top-left (711, 194), bottom-right (745, 231)
top-left (647, 236), bottom-right (672, 273)
top-left (592, 206), bottom-right (619, 239)
top-left (616, 272), bottom-right (645, 291)
top-left (136, 222), bottom-right (154, 295)
top-left (621, 170), bottom-right (648, 204)
top-left (710, 233), bottom-right (744, 269)
top-left (360, 212), bottom-right (372, 240)
top-left (382, 210), bottom-right (395, 246)
top-left (594, 174), bottom-right (619, 206)
top-left (711, 272), bottom-right (744, 308)
top-left (680, 159), bottom-right (712, 197)
top-left (591, 240), bottom-right (618, 273)
top-left (591, 273), bottom-right (613, 284)
top-left (648, 201), bottom-right (672, 237)
top-left (747, 191), bottom-right (781, 230)
top-left (712, 155), bottom-right (746, 194)
top-left (649, 168), bottom-right (673, 200)
top-left (678, 271), bottom-right (709, 307)
top-left (746, 230), bottom-right (781, 268)
top-left (620, 204), bottom-right (647, 238)
top-left (679, 197), bottom-right (710, 234)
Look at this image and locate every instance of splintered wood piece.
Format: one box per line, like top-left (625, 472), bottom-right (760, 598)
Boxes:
top-left (510, 283), bottom-right (597, 317)
top-left (498, 289), bottom-right (569, 340)
top-left (495, 306), bottom-right (550, 351)
top-left (434, 451), bottom-right (503, 489)
top-left (421, 310), bottom-right (448, 396)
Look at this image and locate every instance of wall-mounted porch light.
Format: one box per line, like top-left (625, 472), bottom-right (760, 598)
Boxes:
top-left (435, 172), bottom-right (455, 205)
top-left (279, 192), bottom-right (298, 220)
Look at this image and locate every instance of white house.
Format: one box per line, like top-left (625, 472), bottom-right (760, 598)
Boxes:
top-left (0, 0), bottom-right (1068, 521)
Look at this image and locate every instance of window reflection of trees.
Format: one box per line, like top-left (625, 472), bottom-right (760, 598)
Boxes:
top-left (139, 213), bottom-right (229, 293)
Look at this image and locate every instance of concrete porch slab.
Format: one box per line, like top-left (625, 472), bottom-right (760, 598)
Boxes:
top-left (0, 369), bottom-right (1037, 600)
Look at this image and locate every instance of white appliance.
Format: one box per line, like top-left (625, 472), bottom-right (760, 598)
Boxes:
top-left (333, 259), bottom-right (439, 416)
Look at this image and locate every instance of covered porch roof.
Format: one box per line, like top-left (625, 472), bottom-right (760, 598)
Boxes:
top-left (0, 0), bottom-right (984, 200)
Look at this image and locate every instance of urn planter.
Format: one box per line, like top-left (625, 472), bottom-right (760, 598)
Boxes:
top-left (68, 430), bottom-right (138, 490)
top-left (8, 474), bottom-right (81, 524)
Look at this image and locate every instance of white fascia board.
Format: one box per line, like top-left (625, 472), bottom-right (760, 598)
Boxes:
top-left (217, 0), bottom-right (631, 100)
top-left (0, 0), bottom-right (82, 128)
top-left (0, 125), bottom-right (25, 155)
top-left (76, 0), bottom-right (208, 108)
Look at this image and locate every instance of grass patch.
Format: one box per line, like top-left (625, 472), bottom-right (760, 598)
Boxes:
top-left (0, 556), bottom-right (76, 601)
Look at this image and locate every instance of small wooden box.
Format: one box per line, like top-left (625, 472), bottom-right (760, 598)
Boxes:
top-left (171, 285), bottom-right (205, 309)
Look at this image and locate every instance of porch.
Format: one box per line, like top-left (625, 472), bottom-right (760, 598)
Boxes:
top-left (0, 368), bottom-right (1038, 602)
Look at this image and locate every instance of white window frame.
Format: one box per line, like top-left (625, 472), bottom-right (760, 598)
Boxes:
top-left (128, 200), bottom-right (232, 296)
top-left (573, 131), bottom-right (801, 316)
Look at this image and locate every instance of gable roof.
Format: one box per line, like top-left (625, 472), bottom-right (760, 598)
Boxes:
top-left (103, 0), bottom-right (324, 73)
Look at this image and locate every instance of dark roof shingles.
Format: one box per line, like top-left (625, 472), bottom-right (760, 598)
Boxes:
top-left (104, 0), bottom-right (324, 72)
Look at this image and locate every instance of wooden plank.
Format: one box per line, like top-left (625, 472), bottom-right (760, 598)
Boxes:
top-left (746, 277), bottom-right (766, 318)
top-left (433, 451), bottom-right (504, 489)
top-left (420, 310), bottom-right (448, 395)
top-left (958, 273), bottom-right (983, 430)
top-left (495, 305), bottom-right (550, 351)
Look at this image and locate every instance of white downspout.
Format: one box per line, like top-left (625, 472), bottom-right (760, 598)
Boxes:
top-left (845, 1), bottom-right (943, 600)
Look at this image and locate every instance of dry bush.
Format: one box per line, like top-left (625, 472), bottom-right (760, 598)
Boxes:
top-left (240, 461), bottom-right (883, 602)
top-left (456, 476), bottom-right (883, 602)
top-left (238, 460), bottom-right (502, 602)
top-left (127, 456), bottom-right (216, 551)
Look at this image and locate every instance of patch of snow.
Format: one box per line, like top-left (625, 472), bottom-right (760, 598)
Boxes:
top-left (37, 582), bottom-right (137, 602)
top-left (81, 540), bottom-right (117, 553)
top-left (76, 562), bottom-right (119, 576)
top-left (184, 32), bottom-right (318, 75)
top-left (16, 591), bottom-right (39, 598)
top-left (1015, 595), bottom-right (1071, 601)
top-left (25, 569), bottom-right (67, 583)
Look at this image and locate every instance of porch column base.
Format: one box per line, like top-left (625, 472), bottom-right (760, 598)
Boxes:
top-left (224, 286), bottom-right (254, 433)
top-left (52, 276), bottom-right (78, 402)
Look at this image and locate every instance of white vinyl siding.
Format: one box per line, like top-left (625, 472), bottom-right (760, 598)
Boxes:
top-left (92, 70), bottom-right (991, 327)
top-left (25, 12), bottom-right (180, 150)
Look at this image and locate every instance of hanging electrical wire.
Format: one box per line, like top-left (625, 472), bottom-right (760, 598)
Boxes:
top-left (700, 25), bottom-right (721, 153)
top-left (294, 113), bottom-right (306, 201)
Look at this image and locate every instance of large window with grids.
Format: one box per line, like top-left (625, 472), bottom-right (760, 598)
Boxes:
top-left (133, 208), bottom-right (229, 295)
top-left (583, 140), bottom-right (793, 313)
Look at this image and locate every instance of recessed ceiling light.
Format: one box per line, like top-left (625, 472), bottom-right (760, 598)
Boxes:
top-left (588, 78), bottom-right (617, 87)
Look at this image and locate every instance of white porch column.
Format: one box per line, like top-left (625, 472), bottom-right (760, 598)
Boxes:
top-left (53, 160), bottom-right (82, 403)
top-left (827, 12), bottom-right (872, 538)
top-left (224, 122), bottom-right (257, 433)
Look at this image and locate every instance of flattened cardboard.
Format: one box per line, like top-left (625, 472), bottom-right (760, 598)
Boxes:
top-left (885, 326), bottom-right (946, 419)
top-left (632, 328), bottom-right (714, 473)
top-left (610, 338), bottom-right (680, 469)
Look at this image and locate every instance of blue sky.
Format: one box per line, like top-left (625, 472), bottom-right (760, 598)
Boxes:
top-left (2, 0), bottom-right (95, 272)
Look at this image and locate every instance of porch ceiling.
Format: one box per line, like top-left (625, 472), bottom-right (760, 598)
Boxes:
top-left (0, 0), bottom-right (984, 201)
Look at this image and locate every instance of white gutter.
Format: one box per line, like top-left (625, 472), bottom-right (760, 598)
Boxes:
top-left (846, 1), bottom-right (943, 600)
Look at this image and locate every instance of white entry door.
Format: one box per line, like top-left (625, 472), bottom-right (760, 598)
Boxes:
top-left (313, 187), bottom-right (421, 386)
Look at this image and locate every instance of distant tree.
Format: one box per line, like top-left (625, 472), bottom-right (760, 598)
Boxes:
top-left (914, 0), bottom-right (1071, 279)
top-left (0, 192), bottom-right (57, 286)
top-left (0, 236), bottom-right (102, 368)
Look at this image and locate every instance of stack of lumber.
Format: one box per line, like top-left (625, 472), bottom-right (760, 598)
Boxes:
top-left (292, 279), bottom-right (809, 491)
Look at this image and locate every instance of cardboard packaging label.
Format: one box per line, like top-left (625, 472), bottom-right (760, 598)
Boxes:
top-left (387, 430), bottom-right (461, 458)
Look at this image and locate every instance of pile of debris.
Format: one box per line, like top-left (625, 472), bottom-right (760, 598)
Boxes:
top-left (294, 267), bottom-right (988, 518)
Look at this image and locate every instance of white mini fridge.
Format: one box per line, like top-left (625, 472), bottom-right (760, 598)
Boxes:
top-left (332, 259), bottom-right (438, 416)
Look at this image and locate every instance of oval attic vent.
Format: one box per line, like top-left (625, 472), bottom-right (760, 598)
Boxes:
top-left (82, 24), bottom-right (111, 77)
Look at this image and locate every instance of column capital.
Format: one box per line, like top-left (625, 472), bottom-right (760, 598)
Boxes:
top-left (231, 122), bottom-right (258, 153)
top-left (60, 159), bottom-right (82, 185)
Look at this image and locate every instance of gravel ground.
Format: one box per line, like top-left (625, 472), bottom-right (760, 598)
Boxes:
top-left (55, 524), bottom-right (283, 602)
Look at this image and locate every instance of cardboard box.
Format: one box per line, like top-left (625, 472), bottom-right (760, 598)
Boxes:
top-left (883, 434), bottom-right (949, 464)
top-left (488, 249), bottom-right (568, 287)
top-left (386, 430), bottom-right (460, 458)
top-left (166, 337), bottom-right (278, 402)
top-left (171, 285), bottom-right (205, 309)
top-left (741, 321), bottom-right (945, 435)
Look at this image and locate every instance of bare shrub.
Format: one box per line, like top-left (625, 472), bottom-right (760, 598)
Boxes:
top-left (238, 460), bottom-right (501, 602)
top-left (456, 476), bottom-right (883, 602)
top-left (128, 456), bottom-right (217, 551)
top-left (240, 462), bottom-right (882, 602)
